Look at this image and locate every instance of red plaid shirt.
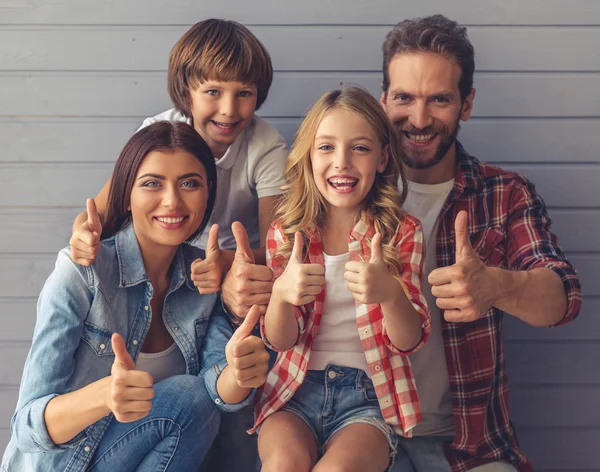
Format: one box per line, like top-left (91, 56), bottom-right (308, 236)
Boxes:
top-left (440, 143), bottom-right (582, 471)
top-left (251, 214), bottom-right (431, 436)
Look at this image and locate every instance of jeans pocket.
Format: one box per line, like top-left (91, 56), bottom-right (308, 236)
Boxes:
top-left (81, 322), bottom-right (114, 357)
top-left (357, 372), bottom-right (378, 402)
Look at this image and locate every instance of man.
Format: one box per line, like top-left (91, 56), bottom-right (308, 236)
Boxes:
top-left (380, 15), bottom-right (582, 472)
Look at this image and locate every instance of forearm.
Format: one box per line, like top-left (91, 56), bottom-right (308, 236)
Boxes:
top-left (264, 291), bottom-right (299, 351)
top-left (381, 286), bottom-right (423, 352)
top-left (489, 266), bottom-right (567, 327)
top-left (216, 366), bottom-right (252, 405)
top-left (44, 376), bottom-right (111, 445)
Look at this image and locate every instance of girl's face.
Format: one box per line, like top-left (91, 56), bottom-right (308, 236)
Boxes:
top-left (311, 107), bottom-right (388, 217)
top-left (129, 149), bottom-right (209, 251)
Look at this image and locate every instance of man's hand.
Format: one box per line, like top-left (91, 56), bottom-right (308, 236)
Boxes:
top-left (272, 232), bottom-right (324, 306)
top-left (429, 211), bottom-right (496, 322)
top-left (191, 224), bottom-right (224, 294)
top-left (70, 198), bottom-right (102, 266)
top-left (221, 222), bottom-right (274, 318)
top-left (106, 333), bottom-right (154, 423)
top-left (344, 233), bottom-right (397, 305)
top-left (225, 305), bottom-right (270, 389)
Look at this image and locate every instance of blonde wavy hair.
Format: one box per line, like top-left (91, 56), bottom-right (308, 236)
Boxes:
top-left (274, 85), bottom-right (409, 278)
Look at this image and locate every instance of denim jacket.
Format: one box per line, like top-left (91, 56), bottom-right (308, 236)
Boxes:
top-left (1, 224), bottom-right (253, 472)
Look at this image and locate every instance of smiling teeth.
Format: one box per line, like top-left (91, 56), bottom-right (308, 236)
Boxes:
top-left (157, 217), bottom-right (185, 224)
top-left (213, 121), bottom-right (235, 128)
top-left (408, 133), bottom-right (434, 142)
top-left (329, 178), bottom-right (357, 184)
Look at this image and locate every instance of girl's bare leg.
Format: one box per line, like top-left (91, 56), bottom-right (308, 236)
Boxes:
top-left (259, 411), bottom-right (319, 472)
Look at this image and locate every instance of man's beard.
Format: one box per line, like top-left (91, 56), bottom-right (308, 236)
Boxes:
top-left (397, 118), bottom-right (461, 170)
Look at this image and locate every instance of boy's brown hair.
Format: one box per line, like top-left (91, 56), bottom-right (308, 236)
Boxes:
top-left (168, 19), bottom-right (273, 117)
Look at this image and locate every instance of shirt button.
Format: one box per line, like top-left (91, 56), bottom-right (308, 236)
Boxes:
top-left (215, 398), bottom-right (222, 405)
top-left (328, 371), bottom-right (337, 379)
top-left (84, 446), bottom-right (91, 453)
top-left (133, 340), bottom-right (138, 345)
top-left (144, 306), bottom-right (149, 311)
top-left (375, 365), bottom-right (381, 371)
top-left (174, 326), bottom-right (179, 331)
top-left (99, 344), bottom-right (106, 350)
top-left (363, 329), bottom-right (370, 335)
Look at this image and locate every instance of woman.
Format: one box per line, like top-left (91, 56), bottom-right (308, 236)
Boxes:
top-left (1, 122), bottom-right (268, 472)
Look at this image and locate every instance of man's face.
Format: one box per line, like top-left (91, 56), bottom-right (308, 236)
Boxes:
top-left (381, 53), bottom-right (474, 170)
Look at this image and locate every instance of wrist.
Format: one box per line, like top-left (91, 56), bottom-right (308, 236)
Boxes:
top-left (221, 292), bottom-right (244, 327)
top-left (487, 266), bottom-right (525, 310)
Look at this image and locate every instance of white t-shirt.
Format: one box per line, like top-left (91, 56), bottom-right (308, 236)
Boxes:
top-left (139, 109), bottom-right (288, 250)
top-left (307, 252), bottom-right (369, 373)
top-left (136, 343), bottom-right (187, 384)
top-left (402, 178), bottom-right (456, 437)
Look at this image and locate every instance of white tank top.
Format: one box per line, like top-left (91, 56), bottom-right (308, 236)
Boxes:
top-left (135, 343), bottom-right (187, 383)
top-left (307, 251), bottom-right (369, 373)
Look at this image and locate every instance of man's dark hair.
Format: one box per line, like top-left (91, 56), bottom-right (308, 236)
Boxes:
top-left (382, 14), bottom-right (475, 101)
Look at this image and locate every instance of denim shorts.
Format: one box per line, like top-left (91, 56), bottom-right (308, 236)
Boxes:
top-left (280, 364), bottom-right (399, 467)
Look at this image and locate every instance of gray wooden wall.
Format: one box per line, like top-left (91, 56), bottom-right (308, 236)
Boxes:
top-left (0, 1), bottom-right (599, 469)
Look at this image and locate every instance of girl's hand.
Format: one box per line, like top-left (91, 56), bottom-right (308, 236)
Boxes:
top-left (225, 305), bottom-right (270, 389)
top-left (273, 232), bottom-right (325, 306)
top-left (344, 233), bottom-right (397, 305)
top-left (106, 333), bottom-right (154, 423)
top-left (191, 224), bottom-right (224, 294)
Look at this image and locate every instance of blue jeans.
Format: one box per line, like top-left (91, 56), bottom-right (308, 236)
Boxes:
top-left (88, 375), bottom-right (220, 472)
top-left (390, 436), bottom-right (518, 472)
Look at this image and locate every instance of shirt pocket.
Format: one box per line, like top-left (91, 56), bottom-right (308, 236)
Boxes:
top-left (81, 322), bottom-right (115, 357)
top-left (470, 225), bottom-right (506, 267)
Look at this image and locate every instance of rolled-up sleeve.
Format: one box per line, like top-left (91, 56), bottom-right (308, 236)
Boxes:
top-left (199, 306), bottom-right (256, 412)
top-left (506, 178), bottom-right (582, 326)
top-left (382, 217), bottom-right (431, 354)
top-left (11, 249), bottom-right (93, 453)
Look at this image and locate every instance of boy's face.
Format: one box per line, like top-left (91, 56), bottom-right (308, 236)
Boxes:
top-left (189, 80), bottom-right (258, 160)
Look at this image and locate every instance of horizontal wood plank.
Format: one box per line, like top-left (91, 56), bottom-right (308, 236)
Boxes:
top-left (1, 26), bottom-right (599, 72)
top-left (1, 73), bottom-right (600, 118)
top-left (2, 118), bottom-right (600, 164)
top-left (2, 1), bottom-right (600, 25)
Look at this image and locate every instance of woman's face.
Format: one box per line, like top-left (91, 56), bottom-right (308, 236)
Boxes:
top-left (129, 149), bottom-right (209, 251)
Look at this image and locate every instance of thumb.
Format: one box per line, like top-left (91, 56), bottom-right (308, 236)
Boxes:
top-left (86, 198), bottom-right (102, 234)
top-left (369, 233), bottom-right (383, 263)
top-left (231, 305), bottom-right (261, 343)
top-left (454, 211), bottom-right (474, 260)
top-left (205, 224), bottom-right (220, 259)
top-left (232, 221), bottom-right (255, 264)
top-left (290, 232), bottom-right (304, 264)
top-left (111, 333), bottom-right (135, 371)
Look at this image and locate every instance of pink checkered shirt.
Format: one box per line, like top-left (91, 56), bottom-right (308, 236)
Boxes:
top-left (251, 213), bottom-right (431, 437)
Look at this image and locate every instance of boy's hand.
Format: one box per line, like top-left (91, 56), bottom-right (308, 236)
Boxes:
top-left (191, 224), bottom-right (224, 294)
top-left (70, 198), bottom-right (102, 266)
top-left (106, 333), bottom-right (154, 423)
top-left (225, 305), bottom-right (270, 389)
top-left (222, 222), bottom-right (273, 318)
top-left (273, 232), bottom-right (324, 306)
top-left (344, 233), bottom-right (396, 305)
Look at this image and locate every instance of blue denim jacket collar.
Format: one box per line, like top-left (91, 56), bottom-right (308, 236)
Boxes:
top-left (115, 223), bottom-right (196, 293)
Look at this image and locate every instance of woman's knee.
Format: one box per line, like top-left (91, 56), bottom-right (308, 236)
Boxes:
top-left (153, 375), bottom-right (220, 432)
top-left (260, 449), bottom-right (312, 472)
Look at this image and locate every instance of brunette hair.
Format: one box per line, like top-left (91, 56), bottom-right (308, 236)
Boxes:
top-left (168, 19), bottom-right (273, 117)
top-left (382, 14), bottom-right (475, 101)
top-left (102, 122), bottom-right (217, 240)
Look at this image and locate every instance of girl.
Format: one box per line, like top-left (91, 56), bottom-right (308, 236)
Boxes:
top-left (1, 122), bottom-right (269, 472)
top-left (254, 86), bottom-right (431, 472)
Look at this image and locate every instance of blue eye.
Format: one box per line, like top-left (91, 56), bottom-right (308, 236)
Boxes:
top-left (354, 145), bottom-right (370, 152)
top-left (318, 144), bottom-right (333, 151)
top-left (206, 90), bottom-right (219, 96)
top-left (142, 180), bottom-right (160, 188)
top-left (394, 94), bottom-right (411, 102)
top-left (238, 90), bottom-right (253, 98)
top-left (181, 180), bottom-right (200, 188)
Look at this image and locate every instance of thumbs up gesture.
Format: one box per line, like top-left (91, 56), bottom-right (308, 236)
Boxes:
top-left (225, 305), bottom-right (270, 389)
top-left (70, 198), bottom-right (103, 266)
top-left (105, 333), bottom-right (154, 423)
top-left (344, 233), bottom-right (396, 305)
top-left (221, 222), bottom-right (274, 318)
top-left (428, 211), bottom-right (494, 322)
top-left (191, 224), bottom-right (224, 294)
top-left (273, 232), bottom-right (325, 306)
